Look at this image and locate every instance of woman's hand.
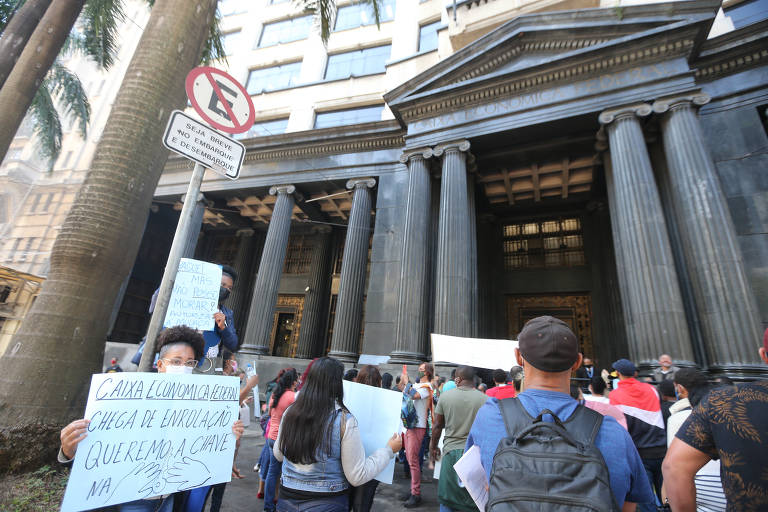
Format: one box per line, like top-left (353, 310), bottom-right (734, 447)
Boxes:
top-left (60, 419), bottom-right (90, 459)
top-left (386, 433), bottom-right (402, 454)
top-left (232, 420), bottom-right (245, 441)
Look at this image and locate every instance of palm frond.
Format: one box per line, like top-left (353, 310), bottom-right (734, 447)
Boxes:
top-left (48, 62), bottom-right (90, 138)
top-left (200, 8), bottom-right (226, 65)
top-left (79, 0), bottom-right (125, 69)
top-left (29, 80), bottom-right (63, 168)
top-left (302, 0), bottom-right (336, 45)
top-left (363, 0), bottom-right (381, 30)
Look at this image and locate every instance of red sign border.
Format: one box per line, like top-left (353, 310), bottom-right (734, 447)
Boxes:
top-left (185, 66), bottom-right (255, 134)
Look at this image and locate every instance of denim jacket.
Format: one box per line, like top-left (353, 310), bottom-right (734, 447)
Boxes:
top-left (280, 409), bottom-right (349, 493)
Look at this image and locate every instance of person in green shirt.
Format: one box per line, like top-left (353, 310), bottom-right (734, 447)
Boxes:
top-left (430, 366), bottom-right (489, 512)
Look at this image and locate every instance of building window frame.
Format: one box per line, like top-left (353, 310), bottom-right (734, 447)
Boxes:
top-left (333, 0), bottom-right (396, 32)
top-left (257, 16), bottom-right (313, 48)
top-left (418, 19), bottom-right (440, 53)
top-left (502, 216), bottom-right (586, 270)
top-left (313, 105), bottom-right (384, 129)
top-left (324, 44), bottom-right (391, 81)
top-left (246, 61), bottom-right (302, 94)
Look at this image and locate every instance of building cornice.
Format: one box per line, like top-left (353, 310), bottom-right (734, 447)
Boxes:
top-left (692, 19), bottom-right (768, 81)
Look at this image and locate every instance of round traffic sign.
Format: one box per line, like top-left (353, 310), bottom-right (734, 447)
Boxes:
top-left (185, 66), bottom-right (255, 134)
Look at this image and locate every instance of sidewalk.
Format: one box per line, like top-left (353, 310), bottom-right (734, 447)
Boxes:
top-left (211, 424), bottom-right (439, 511)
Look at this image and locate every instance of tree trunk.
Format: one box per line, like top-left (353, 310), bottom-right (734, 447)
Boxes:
top-left (0, 0), bottom-right (218, 472)
top-left (0, 0), bottom-right (53, 89)
top-left (0, 0), bottom-right (84, 163)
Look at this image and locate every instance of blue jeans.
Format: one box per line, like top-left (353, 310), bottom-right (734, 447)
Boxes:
top-left (639, 457), bottom-right (663, 512)
top-left (265, 438), bottom-right (282, 512)
top-left (277, 494), bottom-right (349, 512)
top-left (120, 496), bottom-right (173, 512)
top-left (259, 440), bottom-right (272, 480)
top-left (439, 505), bottom-right (455, 512)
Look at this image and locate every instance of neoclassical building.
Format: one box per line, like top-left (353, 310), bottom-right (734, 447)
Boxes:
top-left (111, 0), bottom-right (768, 378)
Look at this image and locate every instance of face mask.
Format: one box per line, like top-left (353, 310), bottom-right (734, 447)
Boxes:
top-left (165, 365), bottom-right (193, 375)
top-left (230, 361), bottom-right (238, 372)
top-left (418, 371), bottom-right (425, 380)
top-left (219, 286), bottom-right (230, 302)
top-left (585, 365), bottom-right (593, 369)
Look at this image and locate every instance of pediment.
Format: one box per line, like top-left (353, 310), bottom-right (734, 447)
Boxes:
top-left (385, 0), bottom-right (721, 122)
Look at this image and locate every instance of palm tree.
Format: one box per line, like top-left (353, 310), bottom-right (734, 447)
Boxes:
top-left (0, 0), bottom-right (53, 89)
top-left (0, 0), bottom-right (218, 471)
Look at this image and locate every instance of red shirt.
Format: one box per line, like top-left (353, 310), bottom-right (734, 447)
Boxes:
top-left (486, 383), bottom-right (517, 399)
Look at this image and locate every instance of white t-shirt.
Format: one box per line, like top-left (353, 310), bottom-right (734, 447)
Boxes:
top-left (413, 382), bottom-right (432, 429)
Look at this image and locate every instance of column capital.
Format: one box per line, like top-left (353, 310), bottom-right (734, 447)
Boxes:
top-left (433, 140), bottom-right (470, 156)
top-left (598, 103), bottom-right (652, 125)
top-left (594, 126), bottom-right (609, 152)
top-left (346, 177), bottom-right (376, 190)
top-left (236, 228), bottom-right (255, 237)
top-left (269, 184), bottom-right (295, 196)
top-left (399, 147), bottom-right (433, 163)
top-left (652, 93), bottom-right (710, 114)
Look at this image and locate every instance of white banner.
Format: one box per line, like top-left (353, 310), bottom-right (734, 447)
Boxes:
top-left (342, 380), bottom-right (402, 484)
top-left (163, 258), bottom-right (221, 331)
top-left (431, 333), bottom-right (519, 370)
top-left (60, 372), bottom-right (239, 512)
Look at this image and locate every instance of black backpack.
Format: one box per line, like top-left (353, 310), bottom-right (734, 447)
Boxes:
top-left (487, 398), bottom-right (620, 512)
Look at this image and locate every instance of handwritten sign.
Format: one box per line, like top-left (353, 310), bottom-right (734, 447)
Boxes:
top-left (60, 373), bottom-right (239, 512)
top-left (431, 334), bottom-right (519, 370)
top-left (342, 380), bottom-right (402, 484)
top-left (163, 258), bottom-right (222, 331)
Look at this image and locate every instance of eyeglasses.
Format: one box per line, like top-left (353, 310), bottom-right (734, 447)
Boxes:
top-left (161, 358), bottom-right (198, 368)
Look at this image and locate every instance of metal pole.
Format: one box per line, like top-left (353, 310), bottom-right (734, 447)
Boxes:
top-left (138, 162), bottom-right (206, 372)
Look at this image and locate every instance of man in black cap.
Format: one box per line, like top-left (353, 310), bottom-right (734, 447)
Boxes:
top-left (609, 358), bottom-right (667, 511)
top-left (465, 316), bottom-right (653, 511)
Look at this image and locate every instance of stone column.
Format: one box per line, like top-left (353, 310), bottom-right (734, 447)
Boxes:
top-left (467, 170), bottom-right (479, 337)
top-left (433, 140), bottom-right (472, 337)
top-left (599, 104), bottom-right (694, 369)
top-left (241, 185), bottom-right (295, 355)
top-left (653, 94), bottom-right (762, 370)
top-left (296, 226), bottom-right (333, 359)
top-left (181, 192), bottom-right (206, 259)
top-left (328, 178), bottom-right (376, 362)
top-left (392, 149), bottom-right (433, 363)
top-left (228, 228), bottom-right (257, 338)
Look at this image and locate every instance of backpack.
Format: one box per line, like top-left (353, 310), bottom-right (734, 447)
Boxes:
top-left (401, 383), bottom-right (419, 429)
top-left (487, 398), bottom-right (620, 512)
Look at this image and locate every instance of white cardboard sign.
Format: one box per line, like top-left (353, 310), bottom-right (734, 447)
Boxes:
top-left (163, 258), bottom-right (221, 331)
top-left (60, 373), bottom-right (240, 512)
top-left (431, 333), bottom-right (519, 370)
top-left (342, 380), bottom-right (402, 484)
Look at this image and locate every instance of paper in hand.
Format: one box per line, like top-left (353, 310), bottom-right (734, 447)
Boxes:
top-left (453, 445), bottom-right (489, 511)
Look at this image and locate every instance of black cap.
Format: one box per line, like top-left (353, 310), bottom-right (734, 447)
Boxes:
top-left (518, 316), bottom-right (579, 372)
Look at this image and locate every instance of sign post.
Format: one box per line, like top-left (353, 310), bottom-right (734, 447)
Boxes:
top-left (138, 67), bottom-right (254, 372)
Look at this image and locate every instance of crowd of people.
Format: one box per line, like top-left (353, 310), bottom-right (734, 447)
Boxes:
top-left (57, 259), bottom-right (767, 512)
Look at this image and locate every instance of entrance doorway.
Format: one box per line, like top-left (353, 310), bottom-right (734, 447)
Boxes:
top-left (506, 294), bottom-right (593, 358)
top-left (270, 294), bottom-right (304, 357)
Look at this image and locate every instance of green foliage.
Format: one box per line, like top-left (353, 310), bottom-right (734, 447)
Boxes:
top-left (0, 0), bottom-right (23, 34)
top-left (80, 0), bottom-right (126, 69)
top-left (0, 464), bottom-right (69, 511)
top-left (200, 8), bottom-right (226, 65)
top-left (29, 62), bottom-right (90, 169)
top-left (302, 0), bottom-right (383, 44)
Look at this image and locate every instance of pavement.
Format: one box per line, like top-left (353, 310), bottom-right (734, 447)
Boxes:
top-left (209, 423), bottom-right (439, 512)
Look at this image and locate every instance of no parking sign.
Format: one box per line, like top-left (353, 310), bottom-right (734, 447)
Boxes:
top-left (185, 66), bottom-right (255, 135)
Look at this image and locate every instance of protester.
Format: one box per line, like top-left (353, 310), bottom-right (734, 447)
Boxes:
top-left (486, 368), bottom-right (516, 399)
top-left (509, 365), bottom-right (524, 392)
top-left (264, 368), bottom-right (299, 512)
top-left (297, 358), bottom-right (317, 392)
top-left (663, 331), bottom-right (768, 511)
top-left (609, 358), bottom-right (667, 511)
top-left (202, 265), bottom-right (240, 363)
top-left (398, 362), bottom-right (434, 507)
top-left (652, 354), bottom-right (679, 383)
top-left (575, 357), bottom-right (595, 392)
top-left (344, 368), bottom-right (359, 381)
top-left (106, 357), bottom-right (123, 372)
top-left (666, 368), bottom-right (711, 444)
top-left (466, 316), bottom-right (652, 510)
top-left (273, 357), bottom-right (401, 512)
top-left (571, 384), bottom-right (628, 430)
top-left (256, 368), bottom-right (291, 498)
top-left (658, 380), bottom-right (677, 429)
top-left (476, 383), bottom-right (487, 394)
top-left (381, 372), bottom-right (393, 390)
top-left (430, 366), bottom-right (487, 512)
top-left (350, 365), bottom-right (385, 512)
top-left (58, 326), bottom-right (245, 512)
top-left (442, 370), bottom-right (457, 393)
top-left (584, 374), bottom-right (610, 403)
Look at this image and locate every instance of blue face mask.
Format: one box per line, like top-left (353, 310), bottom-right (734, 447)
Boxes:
top-left (674, 386), bottom-right (679, 400)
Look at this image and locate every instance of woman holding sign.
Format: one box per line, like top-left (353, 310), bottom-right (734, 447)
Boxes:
top-left (273, 357), bottom-right (402, 512)
top-left (58, 326), bottom-right (245, 512)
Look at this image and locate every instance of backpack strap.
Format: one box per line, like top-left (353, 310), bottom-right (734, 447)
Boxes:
top-left (497, 397), bottom-right (534, 439)
top-left (562, 404), bottom-right (603, 447)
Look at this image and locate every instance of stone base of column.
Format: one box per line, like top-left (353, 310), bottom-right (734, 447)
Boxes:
top-left (238, 345), bottom-right (268, 357)
top-left (327, 350), bottom-right (358, 363)
top-left (708, 364), bottom-right (768, 380)
top-left (388, 351), bottom-right (425, 364)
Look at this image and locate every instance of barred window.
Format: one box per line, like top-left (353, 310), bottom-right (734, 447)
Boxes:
top-left (283, 235), bottom-right (313, 274)
top-left (502, 217), bottom-right (585, 269)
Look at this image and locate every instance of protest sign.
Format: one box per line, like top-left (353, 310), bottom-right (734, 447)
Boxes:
top-left (357, 354), bottom-right (390, 366)
top-left (60, 372), bottom-right (239, 512)
top-left (454, 445), bottom-right (489, 510)
top-left (342, 380), bottom-right (402, 484)
top-left (163, 258), bottom-right (222, 331)
top-left (431, 333), bottom-right (519, 370)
